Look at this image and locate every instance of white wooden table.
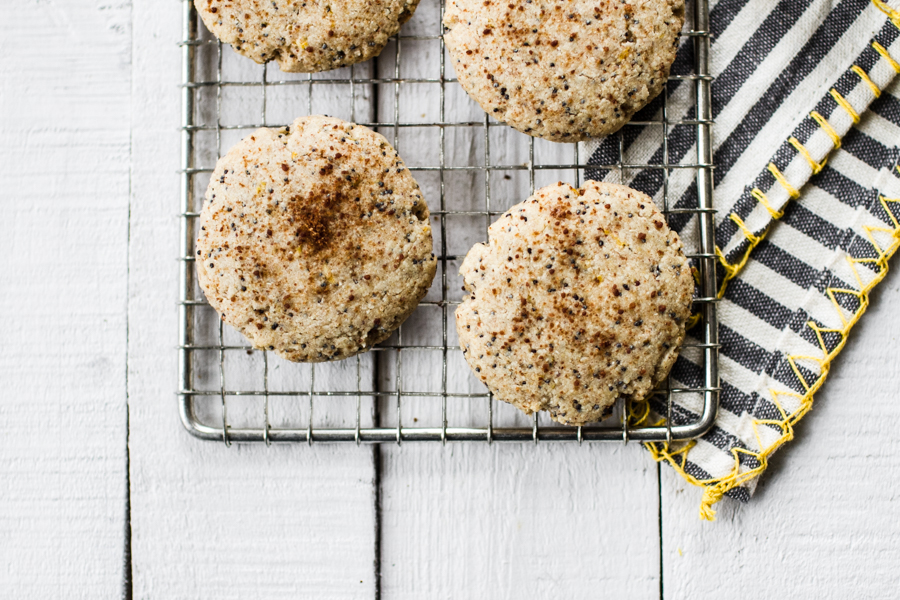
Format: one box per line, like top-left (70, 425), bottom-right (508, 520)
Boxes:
top-left (3, 1), bottom-right (899, 597)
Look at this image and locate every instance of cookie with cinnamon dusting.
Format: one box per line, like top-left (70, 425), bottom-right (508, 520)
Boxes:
top-left (455, 181), bottom-right (693, 425)
top-left (443, 0), bottom-right (684, 141)
top-left (197, 115), bottom-right (436, 362)
top-left (195, 0), bottom-right (420, 73)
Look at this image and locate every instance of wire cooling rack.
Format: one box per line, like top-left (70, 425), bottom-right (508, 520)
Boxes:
top-left (179, 0), bottom-right (719, 444)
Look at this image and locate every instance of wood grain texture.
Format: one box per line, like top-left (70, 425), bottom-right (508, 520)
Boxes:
top-left (376, 7), bottom-right (662, 592)
top-left (0, 1), bottom-right (132, 596)
top-left (380, 443), bottom-right (662, 599)
top-left (661, 275), bottom-right (900, 598)
top-left (126, 2), bottom-right (376, 598)
top-left (6, 0), bottom-right (900, 597)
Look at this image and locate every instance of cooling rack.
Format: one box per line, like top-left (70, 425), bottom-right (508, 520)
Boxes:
top-left (178, 0), bottom-right (719, 445)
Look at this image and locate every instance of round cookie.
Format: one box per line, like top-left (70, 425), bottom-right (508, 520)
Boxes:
top-left (195, 0), bottom-right (420, 73)
top-left (443, 0), bottom-right (684, 142)
top-left (455, 181), bottom-right (693, 426)
top-left (196, 115), bottom-right (436, 362)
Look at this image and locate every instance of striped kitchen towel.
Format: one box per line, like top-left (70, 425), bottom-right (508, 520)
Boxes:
top-left (585, 0), bottom-right (900, 519)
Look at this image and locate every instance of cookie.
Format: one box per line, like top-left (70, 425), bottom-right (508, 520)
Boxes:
top-left (443, 0), bottom-right (684, 142)
top-left (196, 115), bottom-right (436, 362)
top-left (195, 0), bottom-right (420, 73)
top-left (455, 181), bottom-right (693, 426)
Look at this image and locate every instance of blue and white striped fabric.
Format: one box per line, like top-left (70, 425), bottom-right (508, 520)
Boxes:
top-left (585, 0), bottom-right (900, 518)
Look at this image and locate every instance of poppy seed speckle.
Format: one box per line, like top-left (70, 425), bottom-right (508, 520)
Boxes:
top-left (455, 181), bottom-right (694, 426)
top-left (196, 0), bottom-right (421, 73)
top-left (443, 0), bottom-right (684, 141)
top-left (196, 116), bottom-right (436, 363)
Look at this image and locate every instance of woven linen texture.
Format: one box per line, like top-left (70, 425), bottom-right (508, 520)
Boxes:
top-left (585, 0), bottom-right (900, 518)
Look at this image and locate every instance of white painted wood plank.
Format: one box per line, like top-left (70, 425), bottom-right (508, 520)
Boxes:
top-left (0, 1), bottom-right (132, 596)
top-left (127, 2), bottom-right (376, 598)
top-left (380, 444), bottom-right (662, 598)
top-left (661, 276), bottom-right (900, 597)
top-left (378, 4), bottom-right (661, 593)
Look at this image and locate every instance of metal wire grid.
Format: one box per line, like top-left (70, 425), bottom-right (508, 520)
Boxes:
top-left (178, 0), bottom-right (720, 444)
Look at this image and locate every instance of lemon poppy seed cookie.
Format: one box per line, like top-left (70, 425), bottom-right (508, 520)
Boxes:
top-left (197, 115), bottom-right (436, 362)
top-left (443, 0), bottom-right (684, 142)
top-left (195, 0), bottom-right (420, 73)
top-left (455, 181), bottom-right (693, 426)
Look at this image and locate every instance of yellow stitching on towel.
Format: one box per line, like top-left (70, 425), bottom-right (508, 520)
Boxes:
top-left (851, 65), bottom-right (882, 97)
top-left (714, 247), bottom-right (739, 299)
top-left (685, 313), bottom-right (701, 329)
top-left (788, 136), bottom-right (827, 175)
top-left (767, 163), bottom-right (801, 199)
top-left (810, 111), bottom-right (842, 149)
top-left (872, 41), bottom-right (900, 73)
top-left (652, 193), bottom-right (900, 520)
top-left (829, 88), bottom-right (861, 124)
top-left (715, 214), bottom-right (762, 298)
top-left (714, 108), bottom-right (848, 300)
top-left (729, 212), bottom-right (760, 245)
top-left (680, 268), bottom-right (703, 329)
top-left (872, 0), bottom-right (900, 29)
top-left (627, 396), bottom-right (652, 426)
top-left (650, 25), bottom-right (900, 514)
top-left (750, 188), bottom-right (785, 218)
